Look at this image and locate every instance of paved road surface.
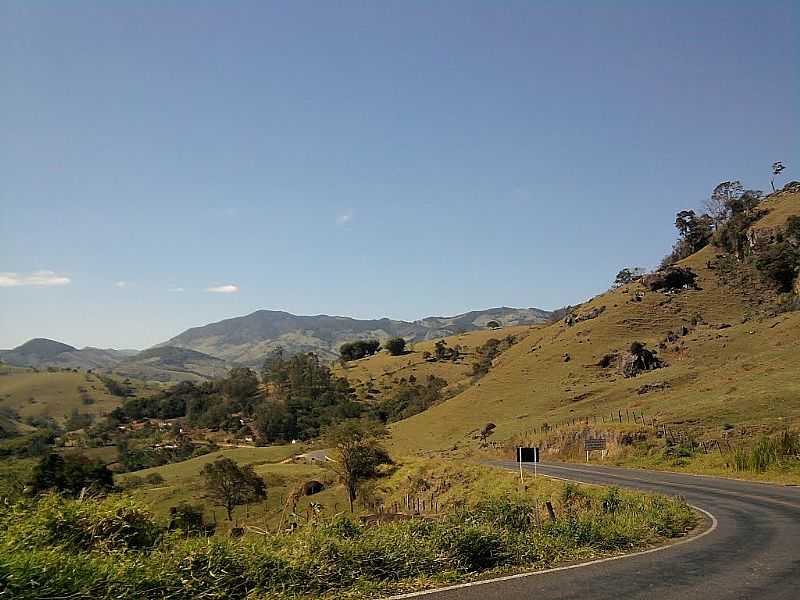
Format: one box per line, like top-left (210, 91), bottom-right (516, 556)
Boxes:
top-left (390, 461), bottom-right (800, 600)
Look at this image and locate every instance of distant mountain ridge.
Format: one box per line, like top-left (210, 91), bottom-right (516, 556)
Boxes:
top-left (0, 306), bottom-right (551, 375)
top-left (157, 307), bottom-right (551, 365)
top-left (0, 338), bottom-right (131, 370)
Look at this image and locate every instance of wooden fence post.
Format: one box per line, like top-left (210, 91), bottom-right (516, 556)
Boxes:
top-left (545, 501), bottom-right (557, 522)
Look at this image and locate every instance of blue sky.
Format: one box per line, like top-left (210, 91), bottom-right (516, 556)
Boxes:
top-left (1, 1), bottom-right (798, 349)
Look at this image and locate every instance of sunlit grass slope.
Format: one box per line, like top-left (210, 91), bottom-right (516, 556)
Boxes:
top-left (334, 325), bottom-right (536, 401)
top-left (0, 370), bottom-right (157, 426)
top-left (389, 191), bottom-right (800, 455)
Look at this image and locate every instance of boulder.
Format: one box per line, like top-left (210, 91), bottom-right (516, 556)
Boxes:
top-left (642, 267), bottom-right (698, 292)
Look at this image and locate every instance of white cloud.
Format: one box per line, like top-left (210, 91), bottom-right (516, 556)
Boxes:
top-left (115, 281), bottom-right (129, 288)
top-left (0, 270), bottom-right (71, 288)
top-left (207, 284), bottom-right (240, 294)
top-left (168, 287), bottom-right (185, 293)
top-left (335, 210), bottom-right (353, 225)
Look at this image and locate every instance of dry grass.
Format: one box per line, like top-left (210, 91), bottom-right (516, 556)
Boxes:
top-left (0, 371), bottom-right (157, 426)
top-left (386, 191), bottom-right (800, 457)
top-left (334, 325), bottom-right (536, 403)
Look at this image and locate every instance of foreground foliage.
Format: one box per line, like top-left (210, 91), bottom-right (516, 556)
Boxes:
top-left (0, 483), bottom-right (695, 599)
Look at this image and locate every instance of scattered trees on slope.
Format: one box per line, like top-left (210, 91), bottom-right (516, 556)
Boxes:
top-left (371, 374), bottom-right (447, 423)
top-left (471, 336), bottom-right (518, 378)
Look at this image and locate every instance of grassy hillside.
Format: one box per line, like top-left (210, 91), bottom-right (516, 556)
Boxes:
top-left (119, 445), bottom-right (322, 522)
top-left (335, 324), bottom-right (536, 402)
top-left (0, 370), bottom-right (158, 427)
top-left (389, 190), bottom-right (800, 456)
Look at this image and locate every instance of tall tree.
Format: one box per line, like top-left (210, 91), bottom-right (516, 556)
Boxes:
top-left (201, 457), bottom-right (266, 520)
top-left (705, 181), bottom-right (744, 227)
top-left (771, 161), bottom-right (786, 192)
top-left (325, 419), bottom-right (391, 512)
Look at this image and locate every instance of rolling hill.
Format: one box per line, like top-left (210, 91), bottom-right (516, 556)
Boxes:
top-left (333, 324), bottom-right (538, 406)
top-left (0, 339), bottom-right (136, 370)
top-left (157, 307), bottom-right (551, 365)
top-left (112, 346), bottom-right (229, 383)
top-left (377, 186), bottom-right (800, 455)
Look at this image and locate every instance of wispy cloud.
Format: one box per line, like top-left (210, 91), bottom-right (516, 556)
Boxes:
top-left (115, 281), bottom-right (129, 288)
top-left (207, 284), bottom-right (240, 294)
top-left (335, 210), bottom-right (353, 225)
top-left (0, 270), bottom-right (71, 288)
top-left (168, 287), bottom-right (185, 293)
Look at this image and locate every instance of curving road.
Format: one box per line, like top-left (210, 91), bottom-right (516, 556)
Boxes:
top-left (388, 461), bottom-right (800, 600)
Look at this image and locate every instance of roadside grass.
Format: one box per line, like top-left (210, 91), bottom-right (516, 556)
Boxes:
top-left (0, 460), bottom-right (695, 600)
top-left (500, 424), bottom-right (800, 485)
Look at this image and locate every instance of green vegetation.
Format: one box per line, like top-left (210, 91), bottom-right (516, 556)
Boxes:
top-left (384, 336), bottom-right (407, 356)
top-left (118, 438), bottom-right (214, 472)
top-left (471, 335), bottom-right (518, 378)
top-left (339, 339), bottom-right (381, 361)
top-left (0, 462), bottom-right (695, 600)
top-left (733, 431), bottom-right (800, 473)
top-left (326, 419), bottom-right (391, 512)
top-left (257, 350), bottom-right (362, 441)
top-left (371, 374), bottom-right (447, 423)
top-left (28, 453), bottom-right (114, 497)
top-left (201, 457), bottom-right (267, 520)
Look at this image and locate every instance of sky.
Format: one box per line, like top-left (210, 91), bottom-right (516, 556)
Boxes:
top-left (1, 1), bottom-right (798, 349)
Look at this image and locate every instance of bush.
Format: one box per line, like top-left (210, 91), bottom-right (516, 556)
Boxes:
top-left (339, 340), bottom-right (381, 361)
top-left (1, 494), bottom-right (161, 552)
top-left (755, 242), bottom-right (799, 292)
top-left (384, 337), bottom-right (407, 356)
top-left (435, 525), bottom-right (506, 571)
top-left (28, 453), bottom-right (114, 497)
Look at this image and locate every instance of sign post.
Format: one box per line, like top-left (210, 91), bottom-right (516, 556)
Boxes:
top-left (584, 437), bottom-right (607, 463)
top-left (516, 447), bottom-right (540, 483)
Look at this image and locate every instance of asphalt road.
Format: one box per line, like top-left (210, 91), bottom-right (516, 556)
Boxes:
top-left (389, 461), bottom-right (800, 600)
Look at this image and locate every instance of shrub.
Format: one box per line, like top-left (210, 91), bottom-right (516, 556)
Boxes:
top-left (339, 340), bottom-right (381, 361)
top-left (28, 453), bottom-right (114, 497)
top-left (384, 337), bottom-right (407, 356)
top-left (755, 242), bottom-right (799, 292)
top-left (1, 494), bottom-right (161, 552)
top-left (435, 524), bottom-right (506, 571)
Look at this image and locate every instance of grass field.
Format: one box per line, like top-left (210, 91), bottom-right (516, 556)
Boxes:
top-left (0, 370), bottom-right (158, 427)
top-left (119, 445), bottom-right (323, 524)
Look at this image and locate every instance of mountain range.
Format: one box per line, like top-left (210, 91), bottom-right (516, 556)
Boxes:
top-left (0, 306), bottom-right (551, 378)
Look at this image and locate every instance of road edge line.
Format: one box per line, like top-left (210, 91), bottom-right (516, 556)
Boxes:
top-left (383, 503), bottom-right (717, 599)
